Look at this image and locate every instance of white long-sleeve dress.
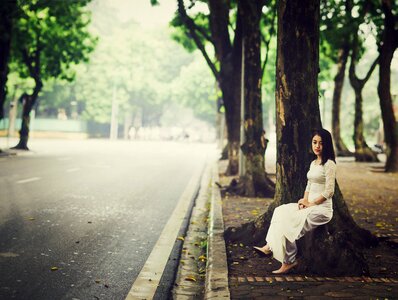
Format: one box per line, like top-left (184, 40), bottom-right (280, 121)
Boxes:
top-left (265, 159), bottom-right (337, 263)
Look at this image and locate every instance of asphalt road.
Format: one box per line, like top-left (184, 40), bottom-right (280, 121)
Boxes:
top-left (0, 139), bottom-right (215, 300)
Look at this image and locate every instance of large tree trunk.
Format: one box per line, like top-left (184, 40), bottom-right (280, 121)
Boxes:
top-left (348, 40), bottom-right (379, 162)
top-left (377, 0), bottom-right (398, 172)
top-left (234, 0), bottom-right (274, 197)
top-left (331, 46), bottom-right (352, 156)
top-left (0, 0), bottom-right (17, 120)
top-left (221, 71), bottom-right (241, 175)
top-left (207, 0), bottom-right (241, 176)
top-left (225, 0), bottom-right (376, 276)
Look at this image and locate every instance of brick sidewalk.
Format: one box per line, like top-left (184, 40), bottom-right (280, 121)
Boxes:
top-left (219, 158), bottom-right (398, 299)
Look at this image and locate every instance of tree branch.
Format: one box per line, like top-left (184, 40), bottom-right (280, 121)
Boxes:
top-left (194, 24), bottom-right (214, 45)
top-left (361, 55), bottom-right (379, 84)
top-left (177, 0), bottom-right (219, 80)
top-left (21, 49), bottom-right (35, 78)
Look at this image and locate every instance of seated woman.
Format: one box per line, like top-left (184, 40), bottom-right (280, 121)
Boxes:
top-left (254, 128), bottom-right (337, 274)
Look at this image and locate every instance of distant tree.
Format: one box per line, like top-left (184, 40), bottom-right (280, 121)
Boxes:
top-left (321, 0), bottom-right (353, 156)
top-left (0, 0), bottom-right (17, 120)
top-left (348, 20), bottom-right (379, 162)
top-left (10, 0), bottom-right (96, 149)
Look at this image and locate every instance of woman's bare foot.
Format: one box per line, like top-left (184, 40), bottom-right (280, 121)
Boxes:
top-left (253, 245), bottom-right (272, 256)
top-left (272, 261), bottom-right (298, 274)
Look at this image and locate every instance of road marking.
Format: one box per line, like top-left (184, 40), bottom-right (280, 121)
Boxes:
top-left (125, 165), bottom-right (203, 300)
top-left (0, 252), bottom-right (20, 258)
top-left (66, 168), bottom-right (80, 173)
top-left (17, 177), bottom-right (41, 184)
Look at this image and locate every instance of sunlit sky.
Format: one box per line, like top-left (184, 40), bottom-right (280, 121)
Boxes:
top-left (105, 0), bottom-right (177, 28)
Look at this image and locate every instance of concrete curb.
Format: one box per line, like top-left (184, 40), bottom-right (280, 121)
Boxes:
top-left (205, 163), bottom-right (230, 299)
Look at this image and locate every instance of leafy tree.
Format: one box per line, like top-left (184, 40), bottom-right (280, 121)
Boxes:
top-left (320, 0), bottom-right (354, 156)
top-left (10, 0), bottom-right (96, 149)
top-left (348, 5), bottom-right (379, 162)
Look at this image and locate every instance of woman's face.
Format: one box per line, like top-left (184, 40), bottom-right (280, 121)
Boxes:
top-left (312, 134), bottom-right (323, 157)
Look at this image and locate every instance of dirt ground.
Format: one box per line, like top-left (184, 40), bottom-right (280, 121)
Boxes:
top-left (220, 157), bottom-right (398, 278)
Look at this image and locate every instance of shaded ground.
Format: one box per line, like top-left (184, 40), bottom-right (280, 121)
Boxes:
top-left (220, 157), bottom-right (398, 280)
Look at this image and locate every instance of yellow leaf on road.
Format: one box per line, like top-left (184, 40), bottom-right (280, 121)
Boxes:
top-left (185, 275), bottom-right (196, 282)
top-left (198, 255), bottom-right (207, 261)
top-left (50, 267), bottom-right (59, 271)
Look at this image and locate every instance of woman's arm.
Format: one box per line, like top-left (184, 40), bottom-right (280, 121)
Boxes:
top-left (302, 160), bottom-right (336, 207)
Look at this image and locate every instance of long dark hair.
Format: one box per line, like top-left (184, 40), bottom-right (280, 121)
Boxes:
top-left (312, 128), bottom-right (336, 165)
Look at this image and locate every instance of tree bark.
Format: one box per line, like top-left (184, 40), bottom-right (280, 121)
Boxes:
top-left (12, 81), bottom-right (42, 150)
top-left (348, 36), bottom-right (379, 162)
top-left (234, 0), bottom-right (274, 197)
top-left (0, 0), bottom-right (17, 120)
top-left (225, 0), bottom-right (376, 276)
top-left (207, 0), bottom-right (242, 175)
top-left (331, 46), bottom-right (352, 156)
top-left (12, 48), bottom-right (43, 150)
top-left (377, 0), bottom-right (398, 172)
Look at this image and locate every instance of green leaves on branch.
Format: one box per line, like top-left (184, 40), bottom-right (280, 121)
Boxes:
top-left (11, 0), bottom-right (97, 82)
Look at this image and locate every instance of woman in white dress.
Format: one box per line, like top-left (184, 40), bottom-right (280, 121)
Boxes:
top-left (254, 129), bottom-right (337, 274)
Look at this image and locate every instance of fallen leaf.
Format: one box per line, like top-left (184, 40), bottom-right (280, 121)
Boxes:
top-left (198, 255), bottom-right (207, 261)
top-left (185, 275), bottom-right (196, 282)
top-left (177, 236), bottom-right (185, 241)
top-left (95, 279), bottom-right (101, 283)
top-left (50, 267), bottom-right (59, 271)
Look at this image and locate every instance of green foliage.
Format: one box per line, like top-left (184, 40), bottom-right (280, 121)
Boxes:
top-left (170, 12), bottom-right (210, 53)
top-left (10, 0), bottom-right (96, 82)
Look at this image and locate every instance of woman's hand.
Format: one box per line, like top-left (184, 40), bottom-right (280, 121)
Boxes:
top-left (298, 198), bottom-right (313, 209)
top-left (298, 198), bottom-right (306, 210)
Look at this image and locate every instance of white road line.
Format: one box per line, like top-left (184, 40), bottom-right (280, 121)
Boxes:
top-left (125, 165), bottom-right (204, 300)
top-left (17, 177), bottom-right (41, 184)
top-left (66, 168), bottom-right (80, 173)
